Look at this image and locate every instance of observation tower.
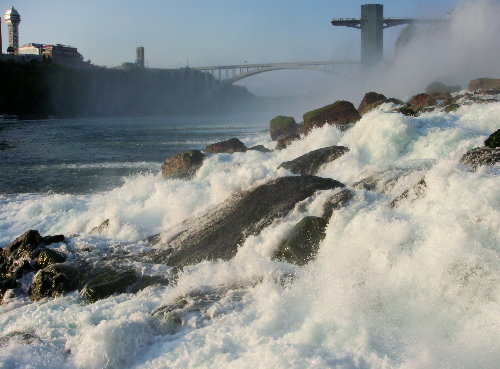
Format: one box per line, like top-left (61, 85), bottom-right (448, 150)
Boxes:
top-left (331, 4), bottom-right (446, 68)
top-left (5, 6), bottom-right (21, 53)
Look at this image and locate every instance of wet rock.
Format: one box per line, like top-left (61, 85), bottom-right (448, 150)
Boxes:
top-left (269, 115), bottom-right (299, 140)
top-left (90, 219), bottom-right (110, 235)
top-left (129, 275), bottom-right (169, 293)
top-left (484, 129), bottom-right (500, 148)
top-left (276, 134), bottom-right (300, 150)
top-left (37, 249), bottom-right (67, 269)
top-left (161, 150), bottom-right (205, 179)
top-left (444, 103), bottom-right (461, 113)
top-left (278, 146), bottom-right (349, 175)
top-left (358, 92), bottom-right (386, 115)
top-left (425, 81), bottom-right (461, 94)
top-left (205, 138), bottom-right (247, 154)
top-left (274, 216), bottom-right (328, 266)
top-left (153, 176), bottom-right (345, 267)
top-left (407, 93), bottom-right (437, 112)
top-left (460, 147), bottom-right (500, 170)
top-left (4, 230), bottom-right (43, 258)
top-left (322, 189), bottom-right (354, 219)
top-left (394, 105), bottom-right (416, 117)
top-left (249, 145), bottom-right (272, 153)
top-left (42, 234), bottom-right (65, 245)
top-left (353, 170), bottom-right (411, 194)
top-left (0, 331), bottom-right (41, 347)
top-left (468, 78), bottom-right (500, 91)
top-left (81, 269), bottom-right (137, 303)
top-left (0, 277), bottom-right (17, 297)
top-left (303, 100), bottom-right (360, 134)
top-left (29, 263), bottom-right (83, 301)
top-left (391, 178), bottom-right (427, 208)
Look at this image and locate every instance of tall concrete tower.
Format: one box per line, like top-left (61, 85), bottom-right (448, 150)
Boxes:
top-left (136, 46), bottom-right (145, 68)
top-left (5, 6), bottom-right (21, 53)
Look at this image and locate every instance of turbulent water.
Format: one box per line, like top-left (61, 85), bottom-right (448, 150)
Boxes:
top-left (0, 101), bottom-right (499, 369)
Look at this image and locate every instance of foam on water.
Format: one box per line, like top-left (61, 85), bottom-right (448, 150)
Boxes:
top-left (0, 101), bottom-right (499, 369)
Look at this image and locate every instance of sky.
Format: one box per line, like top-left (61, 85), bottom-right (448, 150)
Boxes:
top-left (2, 0), bottom-right (457, 68)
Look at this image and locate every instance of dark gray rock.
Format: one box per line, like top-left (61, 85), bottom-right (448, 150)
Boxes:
top-left (81, 269), bottom-right (137, 303)
top-left (0, 331), bottom-right (41, 347)
top-left (485, 129), bottom-right (500, 148)
top-left (161, 150), bottom-right (205, 179)
top-left (42, 235), bottom-right (65, 245)
top-left (278, 146), bottom-right (349, 175)
top-left (36, 249), bottom-right (67, 269)
top-left (358, 92), bottom-right (386, 115)
top-left (274, 216), bottom-right (328, 266)
top-left (269, 116), bottom-right (299, 141)
top-left (460, 147), bottom-right (500, 170)
top-left (322, 189), bottom-right (354, 219)
top-left (249, 145), bottom-right (272, 153)
top-left (205, 138), bottom-right (247, 154)
top-left (152, 176), bottom-right (345, 267)
top-left (4, 230), bottom-right (43, 258)
top-left (90, 219), bottom-right (110, 235)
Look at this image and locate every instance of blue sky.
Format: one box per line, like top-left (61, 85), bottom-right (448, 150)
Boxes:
top-left (4, 0), bottom-right (455, 68)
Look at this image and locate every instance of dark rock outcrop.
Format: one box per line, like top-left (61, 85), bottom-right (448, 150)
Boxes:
top-left (276, 134), bottom-right (300, 150)
top-left (460, 147), bottom-right (500, 170)
top-left (81, 269), bottom-right (137, 303)
top-left (249, 145), bottom-right (272, 153)
top-left (394, 105), bottom-right (416, 117)
top-left (322, 189), bottom-right (354, 219)
top-left (468, 78), bottom-right (500, 91)
top-left (36, 249), bottom-right (67, 269)
top-left (274, 216), bottom-right (328, 266)
top-left (407, 93), bottom-right (437, 112)
top-left (29, 263), bottom-right (83, 301)
top-left (425, 81), bottom-right (461, 94)
top-left (303, 100), bottom-right (360, 134)
top-left (358, 92), bottom-right (386, 115)
top-left (278, 146), bottom-right (349, 175)
top-left (269, 116), bottom-right (299, 141)
top-left (151, 176), bottom-right (345, 267)
top-left (205, 138), bottom-right (247, 154)
top-left (485, 129), bottom-right (500, 148)
top-left (161, 150), bottom-right (205, 179)
top-left (391, 178), bottom-right (427, 208)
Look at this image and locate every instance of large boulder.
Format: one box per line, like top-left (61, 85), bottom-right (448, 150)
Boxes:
top-left (161, 150), bottom-right (205, 179)
top-left (303, 100), bottom-right (360, 134)
top-left (460, 147), bottom-right (500, 170)
top-left (29, 263), bottom-right (83, 301)
top-left (485, 129), bottom-right (500, 148)
top-left (407, 93), bottom-right (437, 112)
top-left (151, 176), bottom-right (345, 267)
top-left (357, 92), bottom-right (386, 115)
top-left (322, 189), bottom-right (354, 219)
top-left (205, 138), bottom-right (247, 154)
top-left (81, 269), bottom-right (137, 303)
top-left (269, 116), bottom-right (299, 141)
top-left (274, 216), bottom-right (328, 266)
top-left (276, 134), bottom-right (300, 150)
top-left (468, 78), bottom-right (500, 91)
top-left (278, 146), bottom-right (349, 175)
top-left (3, 230), bottom-right (43, 258)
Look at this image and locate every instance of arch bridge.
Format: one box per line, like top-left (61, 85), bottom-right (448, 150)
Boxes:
top-left (191, 60), bottom-right (360, 95)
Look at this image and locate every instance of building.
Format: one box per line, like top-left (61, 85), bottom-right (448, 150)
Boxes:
top-left (136, 46), bottom-right (145, 67)
top-left (18, 43), bottom-right (44, 56)
top-left (42, 44), bottom-right (84, 67)
top-left (4, 6), bottom-right (21, 53)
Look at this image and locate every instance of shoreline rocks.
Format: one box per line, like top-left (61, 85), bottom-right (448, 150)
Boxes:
top-left (269, 116), bottom-right (299, 141)
top-left (161, 150), bottom-right (206, 179)
top-left (278, 146), bottom-right (349, 175)
top-left (205, 138), bottom-right (247, 154)
top-left (303, 100), bottom-right (360, 133)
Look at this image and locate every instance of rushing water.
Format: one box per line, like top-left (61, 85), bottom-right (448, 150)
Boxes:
top-left (0, 101), bottom-right (499, 369)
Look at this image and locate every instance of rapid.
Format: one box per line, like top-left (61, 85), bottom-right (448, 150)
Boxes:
top-left (0, 100), bottom-right (499, 369)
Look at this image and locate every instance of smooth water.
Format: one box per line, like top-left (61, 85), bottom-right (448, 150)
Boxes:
top-left (0, 101), bottom-right (499, 369)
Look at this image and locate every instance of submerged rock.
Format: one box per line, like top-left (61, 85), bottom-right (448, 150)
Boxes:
top-left (274, 216), bottom-right (328, 266)
top-left (303, 100), bottom-right (360, 133)
top-left (0, 331), bottom-right (41, 347)
top-left (161, 150), bottom-right (205, 179)
top-left (249, 145), bottom-right (272, 153)
top-left (460, 147), bottom-right (500, 170)
top-left (90, 219), bottom-right (110, 235)
top-left (357, 92), bottom-right (386, 115)
top-left (425, 81), bottom-right (461, 94)
top-left (391, 178), bottom-right (427, 208)
top-left (152, 176), bottom-right (345, 267)
top-left (322, 189), bottom-right (354, 219)
top-left (205, 138), bottom-right (247, 154)
top-left (484, 129), bottom-right (500, 148)
top-left (276, 134), bottom-right (300, 150)
top-left (269, 115), bottom-right (299, 141)
top-left (278, 146), bottom-right (349, 175)
top-left (81, 269), bottom-right (137, 303)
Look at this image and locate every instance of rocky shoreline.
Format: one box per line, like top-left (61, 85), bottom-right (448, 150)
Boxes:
top-left (1, 78), bottom-right (499, 337)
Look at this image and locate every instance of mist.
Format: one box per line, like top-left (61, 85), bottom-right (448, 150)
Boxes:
top-left (237, 0), bottom-right (500, 121)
